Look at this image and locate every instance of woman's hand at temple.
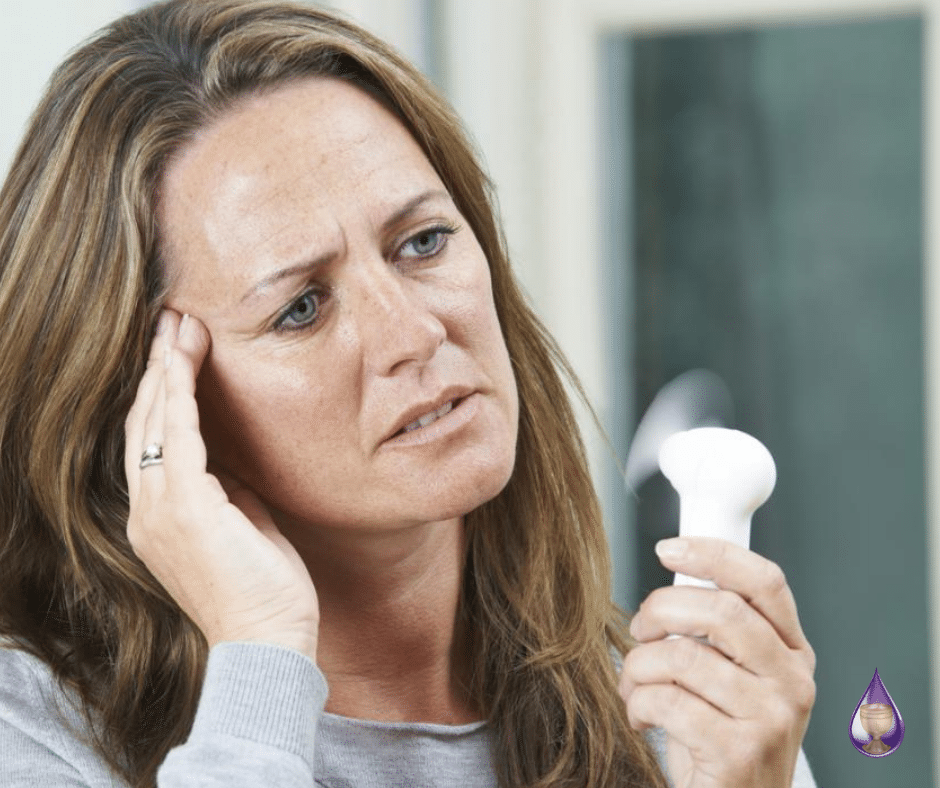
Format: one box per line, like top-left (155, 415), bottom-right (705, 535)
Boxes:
top-left (619, 537), bottom-right (816, 788)
top-left (124, 310), bottom-right (320, 661)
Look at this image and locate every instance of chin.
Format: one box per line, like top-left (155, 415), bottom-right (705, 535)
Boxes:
top-left (403, 445), bottom-right (516, 524)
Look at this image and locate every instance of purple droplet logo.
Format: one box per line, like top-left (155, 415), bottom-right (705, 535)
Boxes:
top-left (849, 669), bottom-right (904, 757)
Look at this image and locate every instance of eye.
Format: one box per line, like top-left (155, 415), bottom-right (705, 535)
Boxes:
top-left (397, 224), bottom-right (457, 260)
top-left (275, 289), bottom-right (324, 332)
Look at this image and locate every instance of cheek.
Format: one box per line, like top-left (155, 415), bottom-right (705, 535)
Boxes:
top-left (436, 257), bottom-right (504, 346)
top-left (194, 350), bottom-right (348, 476)
top-left (447, 258), bottom-right (516, 398)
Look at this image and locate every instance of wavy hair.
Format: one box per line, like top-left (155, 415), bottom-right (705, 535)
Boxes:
top-left (0, 2), bottom-right (668, 786)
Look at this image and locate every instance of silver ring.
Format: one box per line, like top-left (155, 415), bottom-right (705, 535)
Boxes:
top-left (140, 443), bottom-right (164, 469)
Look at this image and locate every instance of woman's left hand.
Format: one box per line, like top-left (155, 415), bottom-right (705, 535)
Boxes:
top-left (619, 537), bottom-right (816, 788)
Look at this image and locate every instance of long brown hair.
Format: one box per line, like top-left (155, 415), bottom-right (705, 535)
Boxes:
top-left (0, 2), bottom-right (667, 786)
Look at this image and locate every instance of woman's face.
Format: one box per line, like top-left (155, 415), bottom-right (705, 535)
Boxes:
top-left (159, 77), bottom-right (519, 534)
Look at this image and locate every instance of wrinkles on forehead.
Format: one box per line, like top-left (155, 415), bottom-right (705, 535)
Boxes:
top-left (155, 77), bottom-right (447, 324)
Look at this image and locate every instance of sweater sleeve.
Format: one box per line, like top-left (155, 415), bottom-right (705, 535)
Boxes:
top-left (157, 642), bottom-right (328, 787)
top-left (0, 643), bottom-right (119, 787)
top-left (0, 641), bottom-right (328, 788)
top-left (0, 716), bottom-right (96, 787)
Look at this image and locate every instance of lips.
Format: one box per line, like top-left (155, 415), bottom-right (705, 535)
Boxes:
top-left (386, 387), bottom-right (474, 442)
top-left (400, 399), bottom-right (456, 434)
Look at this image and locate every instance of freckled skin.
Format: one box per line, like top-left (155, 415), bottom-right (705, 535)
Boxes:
top-left (158, 78), bottom-right (519, 541)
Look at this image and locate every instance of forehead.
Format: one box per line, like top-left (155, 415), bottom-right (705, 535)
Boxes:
top-left (158, 77), bottom-right (444, 308)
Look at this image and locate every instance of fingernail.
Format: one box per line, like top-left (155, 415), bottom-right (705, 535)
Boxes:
top-left (655, 538), bottom-right (687, 561)
top-left (177, 313), bottom-right (191, 344)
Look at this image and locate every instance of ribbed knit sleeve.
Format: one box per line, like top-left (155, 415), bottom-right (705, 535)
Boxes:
top-left (157, 642), bottom-right (328, 787)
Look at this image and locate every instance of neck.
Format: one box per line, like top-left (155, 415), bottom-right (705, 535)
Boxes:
top-left (287, 516), bottom-right (479, 725)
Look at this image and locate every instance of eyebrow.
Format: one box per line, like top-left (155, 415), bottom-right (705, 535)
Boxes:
top-left (239, 188), bottom-right (452, 305)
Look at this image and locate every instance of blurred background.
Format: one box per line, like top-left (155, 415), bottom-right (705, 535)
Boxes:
top-left (1, 0), bottom-right (934, 785)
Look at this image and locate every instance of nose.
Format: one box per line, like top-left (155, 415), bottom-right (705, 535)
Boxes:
top-left (349, 259), bottom-right (446, 376)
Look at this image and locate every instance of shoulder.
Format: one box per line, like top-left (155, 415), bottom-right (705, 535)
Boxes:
top-left (0, 638), bottom-right (66, 732)
top-left (0, 639), bottom-right (123, 787)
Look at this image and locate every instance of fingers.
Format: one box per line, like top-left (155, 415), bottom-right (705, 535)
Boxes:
top-left (629, 584), bottom-right (787, 675)
top-left (653, 537), bottom-right (812, 654)
top-left (624, 681), bottom-right (776, 786)
top-left (623, 596), bottom-right (815, 717)
top-left (623, 536), bottom-right (817, 725)
top-left (125, 310), bottom-right (212, 502)
top-left (121, 313), bottom-right (320, 660)
top-left (621, 647), bottom-right (814, 784)
top-left (625, 679), bottom-right (736, 745)
top-left (621, 632), bottom-right (763, 720)
top-left (125, 310), bottom-right (178, 501)
top-left (163, 313), bottom-right (212, 492)
top-left (141, 371), bottom-right (167, 470)
top-left (168, 312), bottom-right (212, 388)
top-left (621, 539), bottom-right (816, 786)
top-left (625, 536), bottom-right (815, 694)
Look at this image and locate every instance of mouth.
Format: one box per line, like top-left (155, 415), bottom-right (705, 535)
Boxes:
top-left (398, 398), bottom-right (459, 435)
top-left (392, 397), bottom-right (465, 438)
top-left (382, 388), bottom-right (479, 447)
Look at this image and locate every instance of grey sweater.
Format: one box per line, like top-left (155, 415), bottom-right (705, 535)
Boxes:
top-left (0, 641), bottom-right (817, 787)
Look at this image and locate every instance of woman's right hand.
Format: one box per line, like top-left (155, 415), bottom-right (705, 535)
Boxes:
top-left (124, 310), bottom-right (320, 661)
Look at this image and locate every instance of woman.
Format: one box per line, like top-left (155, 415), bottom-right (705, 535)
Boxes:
top-left (0, 1), bottom-right (817, 787)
